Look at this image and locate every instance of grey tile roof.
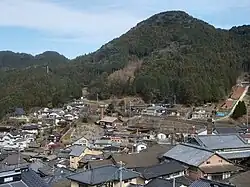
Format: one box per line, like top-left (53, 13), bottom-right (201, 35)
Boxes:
top-left (189, 178), bottom-right (234, 187)
top-left (163, 143), bottom-right (214, 167)
top-left (144, 178), bottom-right (183, 187)
top-left (69, 145), bottom-right (86, 157)
top-left (67, 165), bottom-right (140, 185)
top-left (195, 134), bottom-right (250, 150)
top-left (21, 169), bottom-right (50, 187)
top-left (135, 160), bottom-right (186, 180)
top-left (218, 150), bottom-right (250, 159)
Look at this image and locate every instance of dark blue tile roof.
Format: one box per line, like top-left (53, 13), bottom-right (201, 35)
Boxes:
top-left (67, 165), bottom-right (140, 185)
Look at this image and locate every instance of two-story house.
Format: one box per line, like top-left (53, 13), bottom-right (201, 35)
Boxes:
top-left (187, 134), bottom-right (250, 162)
top-left (163, 143), bottom-right (241, 181)
top-left (72, 136), bottom-right (90, 147)
top-left (69, 145), bottom-right (102, 169)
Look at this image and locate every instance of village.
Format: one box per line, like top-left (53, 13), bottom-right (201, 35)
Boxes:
top-left (0, 82), bottom-right (250, 187)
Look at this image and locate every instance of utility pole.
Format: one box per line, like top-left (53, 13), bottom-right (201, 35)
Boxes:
top-left (97, 93), bottom-right (99, 103)
top-left (129, 101), bottom-right (132, 118)
top-left (18, 146), bottom-right (20, 168)
top-left (173, 177), bottom-right (176, 187)
top-left (119, 161), bottom-right (123, 187)
top-left (247, 102), bottom-right (249, 132)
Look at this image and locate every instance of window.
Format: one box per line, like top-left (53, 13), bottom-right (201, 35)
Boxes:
top-left (219, 160), bottom-right (222, 163)
top-left (206, 161), bottom-right (211, 164)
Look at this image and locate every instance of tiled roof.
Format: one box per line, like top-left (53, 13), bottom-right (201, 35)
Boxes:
top-left (195, 134), bottom-right (250, 150)
top-left (190, 178), bottom-right (234, 187)
top-left (21, 169), bottom-right (50, 187)
top-left (163, 143), bottom-right (214, 167)
top-left (99, 116), bottom-right (118, 123)
top-left (135, 160), bottom-right (186, 180)
top-left (87, 159), bottom-right (114, 169)
top-left (0, 168), bottom-right (49, 187)
top-left (144, 178), bottom-right (183, 187)
top-left (199, 164), bottom-right (241, 174)
top-left (227, 170), bottom-right (250, 187)
top-left (218, 150), bottom-right (250, 159)
top-left (67, 165), bottom-right (140, 185)
top-left (111, 144), bottom-right (173, 169)
top-left (69, 145), bottom-right (86, 157)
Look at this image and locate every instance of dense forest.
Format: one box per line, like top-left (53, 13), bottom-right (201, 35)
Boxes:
top-left (0, 11), bottom-right (250, 118)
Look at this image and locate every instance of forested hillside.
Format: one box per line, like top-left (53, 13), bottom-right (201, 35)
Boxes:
top-left (0, 51), bottom-right (69, 69)
top-left (0, 11), bottom-right (250, 118)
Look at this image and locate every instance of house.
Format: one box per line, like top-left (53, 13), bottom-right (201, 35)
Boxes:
top-left (93, 139), bottom-right (113, 149)
top-left (141, 106), bottom-right (166, 116)
top-left (0, 166), bottom-right (49, 187)
top-left (187, 134), bottom-right (250, 161)
top-left (67, 165), bottom-right (141, 187)
top-left (191, 109), bottom-right (210, 120)
top-left (135, 160), bottom-right (187, 183)
top-left (78, 154), bottom-right (104, 169)
top-left (0, 132), bottom-right (31, 151)
top-left (97, 116), bottom-right (123, 128)
top-left (225, 170), bottom-right (250, 187)
top-left (163, 143), bottom-right (241, 181)
top-left (21, 124), bottom-right (39, 135)
top-left (109, 144), bottom-right (173, 169)
top-left (72, 136), bottom-right (90, 147)
top-left (0, 152), bottom-right (29, 171)
top-left (144, 178), bottom-right (187, 187)
top-left (85, 159), bottom-right (114, 170)
top-left (189, 178), bottom-right (234, 187)
top-left (69, 145), bottom-right (102, 169)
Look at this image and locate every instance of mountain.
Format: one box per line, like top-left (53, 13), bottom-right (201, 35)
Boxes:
top-left (0, 51), bottom-right (69, 70)
top-left (76, 11), bottom-right (250, 103)
top-left (0, 11), bottom-right (250, 118)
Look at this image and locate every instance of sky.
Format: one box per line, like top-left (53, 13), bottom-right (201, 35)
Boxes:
top-left (0, 0), bottom-right (250, 59)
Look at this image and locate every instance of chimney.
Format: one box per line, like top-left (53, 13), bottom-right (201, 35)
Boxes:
top-left (207, 118), bottom-right (213, 135)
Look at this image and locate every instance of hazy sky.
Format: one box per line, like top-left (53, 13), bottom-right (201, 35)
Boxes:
top-left (0, 0), bottom-right (249, 59)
